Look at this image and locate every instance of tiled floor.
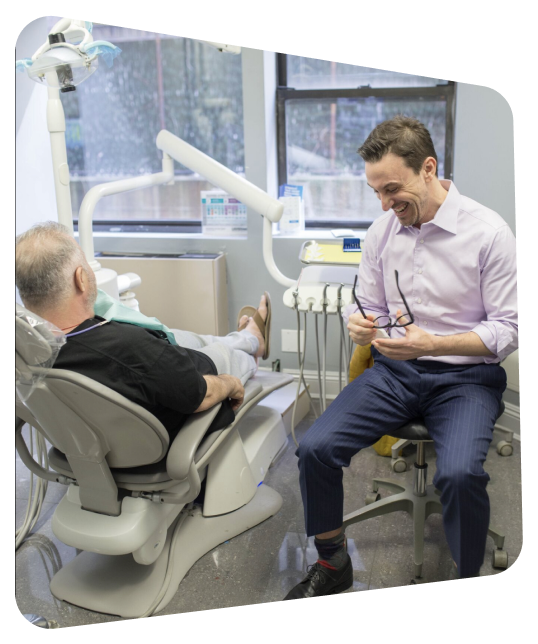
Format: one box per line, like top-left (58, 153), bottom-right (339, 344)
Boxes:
top-left (15, 413), bottom-right (522, 627)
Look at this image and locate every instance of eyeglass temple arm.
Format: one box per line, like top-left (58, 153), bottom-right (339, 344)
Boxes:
top-left (394, 270), bottom-right (414, 321)
top-left (353, 275), bottom-right (369, 319)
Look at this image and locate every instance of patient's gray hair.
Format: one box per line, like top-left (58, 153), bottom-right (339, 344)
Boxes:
top-left (16, 222), bottom-right (87, 311)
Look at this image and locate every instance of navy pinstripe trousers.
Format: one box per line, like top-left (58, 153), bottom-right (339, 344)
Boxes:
top-left (297, 347), bottom-right (507, 578)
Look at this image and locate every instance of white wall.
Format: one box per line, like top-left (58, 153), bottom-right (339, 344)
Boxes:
top-left (453, 83), bottom-right (516, 233)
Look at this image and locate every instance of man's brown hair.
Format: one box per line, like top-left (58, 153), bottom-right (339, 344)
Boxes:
top-left (358, 115), bottom-right (438, 176)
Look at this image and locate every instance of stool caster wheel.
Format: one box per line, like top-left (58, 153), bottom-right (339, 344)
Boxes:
top-left (392, 458), bottom-right (407, 473)
top-left (496, 441), bottom-right (513, 457)
top-left (492, 549), bottom-right (508, 569)
top-left (365, 492), bottom-right (381, 505)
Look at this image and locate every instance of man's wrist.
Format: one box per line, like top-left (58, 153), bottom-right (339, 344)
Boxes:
top-left (429, 331), bottom-right (493, 358)
top-left (430, 334), bottom-right (445, 357)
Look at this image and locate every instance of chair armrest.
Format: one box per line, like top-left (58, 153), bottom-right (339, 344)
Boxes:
top-left (166, 373), bottom-right (292, 483)
top-left (233, 381), bottom-right (263, 414)
top-left (166, 404), bottom-right (222, 481)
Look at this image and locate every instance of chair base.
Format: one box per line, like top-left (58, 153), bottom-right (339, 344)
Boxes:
top-left (344, 478), bottom-right (443, 578)
top-left (343, 478), bottom-right (507, 578)
top-left (49, 484), bottom-right (283, 618)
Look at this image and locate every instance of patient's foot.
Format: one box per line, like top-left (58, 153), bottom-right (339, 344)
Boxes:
top-left (245, 295), bottom-right (268, 358)
top-left (238, 315), bottom-right (249, 331)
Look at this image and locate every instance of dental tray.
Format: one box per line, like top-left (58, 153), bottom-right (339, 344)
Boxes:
top-left (299, 240), bottom-right (362, 266)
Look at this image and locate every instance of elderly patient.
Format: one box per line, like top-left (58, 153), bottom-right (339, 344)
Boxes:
top-left (15, 222), bottom-right (270, 438)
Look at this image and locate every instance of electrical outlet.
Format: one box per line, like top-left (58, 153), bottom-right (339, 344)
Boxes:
top-left (281, 329), bottom-right (305, 352)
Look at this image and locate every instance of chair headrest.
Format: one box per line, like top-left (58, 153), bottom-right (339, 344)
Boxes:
top-left (15, 304), bottom-right (65, 401)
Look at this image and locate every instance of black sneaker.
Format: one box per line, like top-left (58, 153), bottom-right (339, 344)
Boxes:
top-left (283, 555), bottom-right (353, 600)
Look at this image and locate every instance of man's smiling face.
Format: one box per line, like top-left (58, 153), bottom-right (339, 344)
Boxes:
top-left (365, 152), bottom-right (434, 228)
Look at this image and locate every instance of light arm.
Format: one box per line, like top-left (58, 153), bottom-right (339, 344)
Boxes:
top-left (78, 129), bottom-right (296, 287)
top-left (156, 129), bottom-right (296, 287)
top-left (156, 130), bottom-right (283, 222)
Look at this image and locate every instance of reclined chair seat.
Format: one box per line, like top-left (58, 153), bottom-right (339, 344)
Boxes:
top-left (43, 373), bottom-right (283, 492)
top-left (16, 304), bottom-right (294, 617)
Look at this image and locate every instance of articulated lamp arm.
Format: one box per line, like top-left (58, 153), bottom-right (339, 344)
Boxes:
top-left (77, 129), bottom-right (296, 287)
top-left (155, 130), bottom-right (296, 288)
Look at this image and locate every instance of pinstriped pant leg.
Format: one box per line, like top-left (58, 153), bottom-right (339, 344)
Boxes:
top-left (423, 365), bottom-right (506, 577)
top-left (297, 358), bottom-right (420, 537)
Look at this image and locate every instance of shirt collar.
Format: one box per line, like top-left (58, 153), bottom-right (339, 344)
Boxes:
top-left (429, 180), bottom-right (460, 234)
top-left (395, 179), bottom-right (460, 235)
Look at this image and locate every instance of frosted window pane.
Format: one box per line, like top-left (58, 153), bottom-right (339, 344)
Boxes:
top-left (286, 98), bottom-right (446, 223)
top-left (61, 26), bottom-right (244, 221)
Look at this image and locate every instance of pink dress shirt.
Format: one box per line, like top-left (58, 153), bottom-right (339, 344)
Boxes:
top-left (349, 180), bottom-right (518, 364)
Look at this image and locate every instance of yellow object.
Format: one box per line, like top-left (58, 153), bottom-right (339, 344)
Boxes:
top-left (305, 243), bottom-right (362, 265)
top-left (348, 344), bottom-right (400, 457)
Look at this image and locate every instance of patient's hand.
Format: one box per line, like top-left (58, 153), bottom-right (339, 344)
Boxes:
top-left (196, 374), bottom-right (245, 412)
top-left (228, 377), bottom-right (245, 411)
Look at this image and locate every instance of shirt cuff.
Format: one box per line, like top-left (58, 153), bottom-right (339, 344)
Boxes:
top-left (471, 322), bottom-right (518, 364)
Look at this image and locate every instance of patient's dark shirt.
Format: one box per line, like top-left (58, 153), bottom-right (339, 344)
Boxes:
top-left (53, 317), bottom-right (231, 439)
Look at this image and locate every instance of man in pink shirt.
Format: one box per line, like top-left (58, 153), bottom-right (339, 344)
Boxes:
top-left (284, 116), bottom-right (517, 600)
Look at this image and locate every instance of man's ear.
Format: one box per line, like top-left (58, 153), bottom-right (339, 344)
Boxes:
top-left (422, 156), bottom-right (437, 182)
top-left (74, 266), bottom-right (86, 293)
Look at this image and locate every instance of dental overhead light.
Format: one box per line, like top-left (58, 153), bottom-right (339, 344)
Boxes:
top-left (17, 18), bottom-right (291, 299)
top-left (16, 18), bottom-right (126, 297)
top-left (16, 18), bottom-right (122, 238)
top-left (17, 19), bottom-right (121, 93)
top-left (26, 34), bottom-right (97, 93)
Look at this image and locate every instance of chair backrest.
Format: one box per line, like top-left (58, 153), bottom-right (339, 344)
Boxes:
top-left (15, 305), bottom-right (54, 387)
top-left (16, 305), bottom-right (170, 515)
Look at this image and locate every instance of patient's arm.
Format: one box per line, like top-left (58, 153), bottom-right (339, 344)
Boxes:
top-left (195, 374), bottom-right (245, 412)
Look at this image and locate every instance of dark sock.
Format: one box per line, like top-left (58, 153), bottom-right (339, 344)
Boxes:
top-left (314, 532), bottom-right (347, 570)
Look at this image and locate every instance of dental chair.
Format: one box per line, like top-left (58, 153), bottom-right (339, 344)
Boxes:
top-left (15, 304), bottom-right (293, 618)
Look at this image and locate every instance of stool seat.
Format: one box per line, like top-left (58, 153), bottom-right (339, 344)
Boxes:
top-left (390, 420), bottom-right (431, 442)
top-left (389, 401), bottom-right (505, 443)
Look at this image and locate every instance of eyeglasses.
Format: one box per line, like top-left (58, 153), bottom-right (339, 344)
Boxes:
top-left (353, 270), bottom-right (415, 329)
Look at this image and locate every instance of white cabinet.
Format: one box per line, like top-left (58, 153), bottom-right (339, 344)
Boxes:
top-left (98, 254), bottom-right (228, 336)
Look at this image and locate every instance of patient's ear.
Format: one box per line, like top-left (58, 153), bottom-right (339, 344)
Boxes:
top-left (74, 266), bottom-right (86, 293)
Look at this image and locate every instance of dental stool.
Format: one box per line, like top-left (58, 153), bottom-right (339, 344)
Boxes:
top-left (16, 305), bottom-right (293, 617)
top-left (342, 408), bottom-right (509, 579)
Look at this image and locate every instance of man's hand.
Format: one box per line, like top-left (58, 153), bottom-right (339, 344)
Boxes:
top-left (371, 311), bottom-right (495, 360)
top-left (371, 310), bottom-right (437, 360)
top-left (347, 311), bottom-right (378, 346)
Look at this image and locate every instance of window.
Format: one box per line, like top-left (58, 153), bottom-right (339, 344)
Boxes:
top-left (277, 55), bottom-right (455, 228)
top-left (56, 21), bottom-right (244, 231)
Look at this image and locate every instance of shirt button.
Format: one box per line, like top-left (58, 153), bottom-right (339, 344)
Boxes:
top-left (418, 269), bottom-right (423, 274)
top-left (416, 298), bottom-right (422, 304)
top-left (424, 321), bottom-right (428, 325)
top-left (420, 239), bottom-right (425, 244)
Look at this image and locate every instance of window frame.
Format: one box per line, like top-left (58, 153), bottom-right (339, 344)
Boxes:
top-left (276, 53), bottom-right (456, 229)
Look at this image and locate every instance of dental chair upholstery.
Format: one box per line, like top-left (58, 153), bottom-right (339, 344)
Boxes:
top-left (16, 305), bottom-right (293, 617)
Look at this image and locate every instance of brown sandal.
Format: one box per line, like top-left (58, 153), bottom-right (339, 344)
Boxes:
top-left (237, 305), bottom-right (257, 331)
